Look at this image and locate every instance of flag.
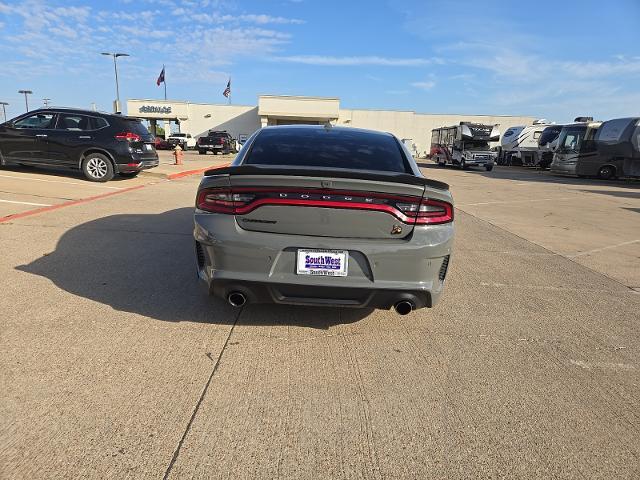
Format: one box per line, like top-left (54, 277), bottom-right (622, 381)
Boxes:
top-left (156, 66), bottom-right (165, 86)
top-left (223, 79), bottom-right (231, 98)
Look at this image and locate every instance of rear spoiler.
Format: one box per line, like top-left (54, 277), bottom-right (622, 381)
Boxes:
top-left (204, 165), bottom-right (450, 191)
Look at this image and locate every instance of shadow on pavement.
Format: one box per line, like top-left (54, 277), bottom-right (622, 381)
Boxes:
top-left (0, 164), bottom-right (138, 183)
top-left (417, 160), bottom-right (640, 189)
top-left (16, 207), bottom-right (369, 328)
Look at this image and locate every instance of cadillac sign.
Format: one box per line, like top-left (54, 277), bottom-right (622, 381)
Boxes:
top-left (139, 105), bottom-right (172, 114)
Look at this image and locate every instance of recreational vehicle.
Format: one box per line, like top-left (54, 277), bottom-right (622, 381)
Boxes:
top-left (537, 125), bottom-right (564, 169)
top-left (497, 125), bottom-right (524, 164)
top-left (431, 122), bottom-right (500, 171)
top-left (500, 120), bottom-right (553, 166)
top-left (549, 121), bottom-right (603, 176)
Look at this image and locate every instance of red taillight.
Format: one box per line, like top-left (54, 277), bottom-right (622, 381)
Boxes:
top-left (197, 189), bottom-right (255, 213)
top-left (398, 199), bottom-right (453, 225)
top-left (115, 132), bottom-right (141, 142)
top-left (196, 187), bottom-right (453, 225)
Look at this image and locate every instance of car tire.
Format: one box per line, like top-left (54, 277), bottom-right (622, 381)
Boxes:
top-left (598, 165), bottom-right (615, 180)
top-left (485, 165), bottom-right (494, 172)
top-left (198, 150), bottom-right (206, 155)
top-left (82, 153), bottom-right (114, 182)
top-left (119, 171), bottom-right (139, 178)
top-left (460, 160), bottom-right (467, 170)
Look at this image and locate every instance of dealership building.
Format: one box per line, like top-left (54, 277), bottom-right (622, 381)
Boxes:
top-left (127, 95), bottom-right (535, 156)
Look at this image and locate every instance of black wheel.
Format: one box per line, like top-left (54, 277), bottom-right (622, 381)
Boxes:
top-left (485, 165), bottom-right (494, 172)
top-left (598, 165), bottom-right (615, 180)
top-left (82, 153), bottom-right (114, 182)
top-left (198, 150), bottom-right (206, 155)
top-left (460, 160), bottom-right (467, 170)
top-left (119, 171), bottom-right (139, 178)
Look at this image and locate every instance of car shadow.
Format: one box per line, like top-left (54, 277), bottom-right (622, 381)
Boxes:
top-left (16, 207), bottom-right (370, 328)
top-left (418, 160), bottom-right (640, 188)
top-left (0, 164), bottom-right (136, 183)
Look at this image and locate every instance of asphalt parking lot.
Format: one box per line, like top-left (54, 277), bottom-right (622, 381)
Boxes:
top-left (1, 162), bottom-right (639, 479)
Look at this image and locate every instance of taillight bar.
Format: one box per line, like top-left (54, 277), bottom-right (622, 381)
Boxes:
top-left (197, 187), bottom-right (453, 225)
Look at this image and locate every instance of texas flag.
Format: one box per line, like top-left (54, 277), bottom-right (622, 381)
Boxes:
top-left (156, 66), bottom-right (165, 86)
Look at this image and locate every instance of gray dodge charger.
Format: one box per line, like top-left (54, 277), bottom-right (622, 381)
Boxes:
top-left (193, 125), bottom-right (454, 315)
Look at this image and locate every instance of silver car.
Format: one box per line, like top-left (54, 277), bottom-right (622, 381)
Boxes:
top-left (194, 126), bottom-right (454, 315)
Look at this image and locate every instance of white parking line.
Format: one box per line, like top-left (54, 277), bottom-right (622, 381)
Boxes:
top-left (0, 198), bottom-right (52, 206)
top-left (0, 174), bottom-right (124, 190)
top-left (458, 197), bottom-right (571, 206)
top-left (569, 239), bottom-right (640, 258)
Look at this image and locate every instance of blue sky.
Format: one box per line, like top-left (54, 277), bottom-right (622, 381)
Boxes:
top-left (0, 0), bottom-right (639, 123)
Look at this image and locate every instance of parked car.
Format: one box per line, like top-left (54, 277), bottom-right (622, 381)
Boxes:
top-left (196, 131), bottom-right (235, 155)
top-left (0, 108), bottom-right (158, 182)
top-left (193, 125), bottom-right (454, 315)
top-left (167, 132), bottom-right (195, 150)
top-left (154, 136), bottom-right (172, 150)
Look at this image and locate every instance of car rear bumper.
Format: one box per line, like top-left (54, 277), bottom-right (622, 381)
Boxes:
top-left (116, 158), bottom-right (159, 173)
top-left (193, 213), bottom-right (454, 310)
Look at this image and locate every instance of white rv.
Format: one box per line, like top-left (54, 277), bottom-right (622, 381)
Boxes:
top-left (500, 120), bottom-right (554, 166)
top-left (430, 122), bottom-right (500, 171)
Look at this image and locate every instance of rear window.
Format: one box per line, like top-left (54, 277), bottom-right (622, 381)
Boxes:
top-left (124, 120), bottom-right (150, 136)
top-left (245, 128), bottom-right (411, 173)
top-left (171, 133), bottom-right (186, 137)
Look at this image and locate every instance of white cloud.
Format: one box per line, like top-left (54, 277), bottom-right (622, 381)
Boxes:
top-left (272, 55), bottom-right (435, 66)
top-left (411, 80), bottom-right (436, 90)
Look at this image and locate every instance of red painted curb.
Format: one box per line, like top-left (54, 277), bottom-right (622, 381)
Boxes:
top-left (0, 184), bottom-right (146, 223)
top-left (166, 162), bottom-right (231, 180)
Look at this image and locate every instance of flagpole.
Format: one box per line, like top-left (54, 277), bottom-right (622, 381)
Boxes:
top-left (163, 64), bottom-right (167, 100)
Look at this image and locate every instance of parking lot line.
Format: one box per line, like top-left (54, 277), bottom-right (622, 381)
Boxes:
top-left (0, 198), bottom-right (52, 206)
top-left (0, 174), bottom-right (125, 190)
top-left (458, 197), bottom-right (572, 206)
top-left (0, 184), bottom-right (146, 223)
top-left (569, 239), bottom-right (640, 258)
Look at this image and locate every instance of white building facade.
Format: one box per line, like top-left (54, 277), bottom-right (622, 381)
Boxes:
top-left (127, 95), bottom-right (535, 156)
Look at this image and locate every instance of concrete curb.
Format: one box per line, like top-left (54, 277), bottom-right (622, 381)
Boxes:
top-left (141, 162), bottom-right (231, 181)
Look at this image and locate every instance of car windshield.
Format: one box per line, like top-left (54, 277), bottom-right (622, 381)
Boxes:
top-left (244, 127), bottom-right (411, 173)
top-left (559, 126), bottom-right (587, 152)
top-left (463, 141), bottom-right (491, 151)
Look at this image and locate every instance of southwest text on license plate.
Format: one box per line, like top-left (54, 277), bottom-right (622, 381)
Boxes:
top-left (296, 250), bottom-right (348, 277)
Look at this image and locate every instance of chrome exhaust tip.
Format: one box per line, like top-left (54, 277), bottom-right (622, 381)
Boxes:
top-left (228, 292), bottom-right (247, 307)
top-left (394, 300), bottom-right (413, 316)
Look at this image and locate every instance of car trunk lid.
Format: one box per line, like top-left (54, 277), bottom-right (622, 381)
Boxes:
top-left (197, 166), bottom-right (451, 239)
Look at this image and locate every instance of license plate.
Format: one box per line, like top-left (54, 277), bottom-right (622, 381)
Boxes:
top-left (144, 144), bottom-right (153, 151)
top-left (296, 249), bottom-right (348, 277)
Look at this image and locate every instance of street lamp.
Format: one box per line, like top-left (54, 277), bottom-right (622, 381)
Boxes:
top-left (101, 52), bottom-right (129, 114)
top-left (0, 102), bottom-right (8, 122)
top-left (18, 90), bottom-right (33, 112)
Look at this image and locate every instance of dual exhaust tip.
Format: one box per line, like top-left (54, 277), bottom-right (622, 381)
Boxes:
top-left (228, 291), bottom-right (414, 315)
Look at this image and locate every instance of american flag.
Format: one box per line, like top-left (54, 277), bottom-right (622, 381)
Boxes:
top-left (223, 79), bottom-right (231, 98)
top-left (156, 66), bottom-right (165, 86)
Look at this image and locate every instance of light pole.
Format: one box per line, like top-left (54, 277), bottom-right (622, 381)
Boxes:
top-left (43, 98), bottom-right (51, 108)
top-left (101, 52), bottom-right (129, 113)
top-left (0, 102), bottom-right (8, 122)
top-left (18, 90), bottom-right (32, 112)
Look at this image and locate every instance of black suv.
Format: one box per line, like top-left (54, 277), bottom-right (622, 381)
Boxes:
top-left (0, 108), bottom-right (159, 182)
top-left (196, 131), bottom-right (234, 155)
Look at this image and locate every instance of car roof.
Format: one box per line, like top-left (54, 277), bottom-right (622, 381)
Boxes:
top-left (26, 107), bottom-right (140, 121)
top-left (259, 124), bottom-right (396, 139)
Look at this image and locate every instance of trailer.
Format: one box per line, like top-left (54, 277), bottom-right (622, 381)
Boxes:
top-left (430, 122), bottom-right (500, 171)
top-left (499, 120), bottom-right (553, 166)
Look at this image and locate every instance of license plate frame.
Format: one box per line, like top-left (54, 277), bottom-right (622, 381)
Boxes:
top-left (296, 249), bottom-right (348, 277)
